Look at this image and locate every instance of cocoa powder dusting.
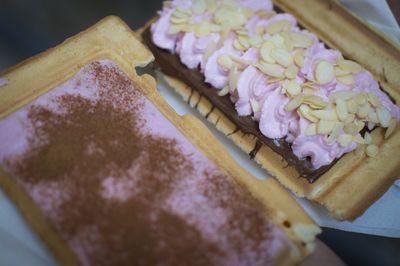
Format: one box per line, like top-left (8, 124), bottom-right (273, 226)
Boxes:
top-left (3, 61), bottom-right (285, 265)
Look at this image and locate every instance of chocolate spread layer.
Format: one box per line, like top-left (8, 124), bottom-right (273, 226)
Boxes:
top-left (143, 27), bottom-right (336, 183)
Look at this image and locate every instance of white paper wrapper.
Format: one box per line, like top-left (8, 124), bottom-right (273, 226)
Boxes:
top-left (0, 1), bottom-right (399, 264)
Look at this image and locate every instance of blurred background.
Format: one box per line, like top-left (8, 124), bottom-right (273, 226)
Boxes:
top-left (0, 0), bottom-right (399, 265)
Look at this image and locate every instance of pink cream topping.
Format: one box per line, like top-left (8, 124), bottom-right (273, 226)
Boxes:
top-left (151, 0), bottom-right (400, 169)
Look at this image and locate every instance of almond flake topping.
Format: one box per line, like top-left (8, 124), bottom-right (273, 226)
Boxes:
top-left (284, 80), bottom-right (301, 96)
top-left (285, 94), bottom-right (304, 112)
top-left (217, 55), bottom-right (233, 69)
top-left (337, 134), bottom-right (353, 147)
top-left (305, 123), bottom-right (317, 136)
top-left (385, 119), bottom-right (397, 139)
top-left (376, 106), bottom-right (391, 127)
top-left (256, 63), bottom-right (284, 78)
top-left (290, 32), bottom-right (313, 48)
top-left (315, 61), bottom-right (335, 84)
top-left (310, 109), bottom-right (338, 121)
top-left (366, 144), bottom-right (379, 157)
top-left (318, 120), bottom-right (336, 134)
top-left (218, 86), bottom-right (230, 96)
top-left (266, 20), bottom-right (292, 35)
top-left (337, 59), bottom-right (362, 74)
top-left (271, 48), bottom-right (293, 67)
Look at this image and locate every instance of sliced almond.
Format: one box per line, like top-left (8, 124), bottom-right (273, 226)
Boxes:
top-left (217, 25), bottom-right (230, 48)
top-left (337, 59), bottom-right (362, 74)
top-left (284, 80), bottom-right (302, 96)
top-left (305, 123), bottom-right (317, 136)
top-left (234, 39), bottom-right (245, 50)
top-left (255, 25), bottom-right (265, 35)
top-left (228, 66), bottom-right (239, 91)
top-left (293, 50), bottom-right (305, 68)
top-left (256, 63), bottom-right (284, 78)
top-left (163, 1), bottom-right (173, 8)
top-left (353, 134), bottom-right (365, 144)
top-left (266, 20), bottom-right (292, 35)
top-left (330, 91), bottom-right (355, 101)
top-left (231, 56), bottom-right (251, 66)
top-left (385, 119), bottom-right (397, 139)
top-left (255, 10), bottom-right (276, 20)
top-left (346, 99), bottom-right (358, 114)
top-left (267, 77), bottom-right (284, 84)
top-left (280, 31), bottom-right (294, 51)
top-left (235, 28), bottom-right (248, 36)
top-left (290, 32), bottom-right (313, 48)
top-left (217, 55), bottom-right (233, 69)
top-left (192, 0), bottom-right (207, 14)
top-left (310, 109), bottom-right (338, 121)
top-left (205, 0), bottom-right (217, 13)
top-left (366, 144), bottom-right (379, 157)
top-left (173, 8), bottom-right (191, 19)
top-left (344, 113), bottom-right (355, 124)
top-left (334, 66), bottom-right (350, 77)
top-left (364, 132), bottom-right (372, 144)
top-left (271, 48), bottom-right (293, 67)
top-left (315, 61), bottom-right (335, 84)
top-left (368, 111), bottom-right (379, 123)
top-left (343, 122), bottom-right (358, 135)
top-left (326, 122), bottom-right (343, 143)
top-left (285, 94), bottom-right (305, 112)
top-left (367, 93), bottom-right (381, 107)
top-left (249, 36), bottom-right (263, 48)
top-left (168, 24), bottom-right (185, 34)
top-left (303, 87), bottom-right (315, 95)
top-left (203, 41), bottom-right (217, 62)
top-left (355, 120), bottom-right (365, 133)
top-left (285, 65), bottom-right (298, 79)
top-left (357, 103), bottom-right (370, 119)
top-left (250, 99), bottom-right (261, 113)
top-left (337, 134), bottom-right (353, 147)
top-left (242, 7), bottom-right (255, 19)
top-left (355, 93), bottom-right (367, 105)
top-left (260, 42), bottom-right (276, 63)
top-left (304, 95), bottom-right (328, 109)
top-left (218, 86), bottom-right (230, 96)
top-left (337, 75), bottom-right (353, 85)
top-left (170, 15), bottom-right (189, 25)
top-left (298, 104), bottom-right (319, 122)
top-left (238, 35), bottom-right (250, 50)
top-left (335, 98), bottom-right (348, 121)
top-left (176, 6), bottom-right (192, 16)
top-left (195, 22), bottom-right (212, 37)
top-left (376, 106), bottom-right (391, 127)
top-left (214, 7), bottom-right (247, 28)
top-left (317, 120), bottom-right (336, 134)
top-left (367, 122), bottom-right (375, 131)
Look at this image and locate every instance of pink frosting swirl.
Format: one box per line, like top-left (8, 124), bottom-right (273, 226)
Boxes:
top-left (292, 119), bottom-right (357, 169)
top-left (259, 88), bottom-right (299, 139)
top-left (203, 33), bottom-right (242, 89)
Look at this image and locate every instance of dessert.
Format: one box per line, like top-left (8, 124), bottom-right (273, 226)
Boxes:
top-left (0, 17), bottom-right (319, 265)
top-left (141, 0), bottom-right (400, 219)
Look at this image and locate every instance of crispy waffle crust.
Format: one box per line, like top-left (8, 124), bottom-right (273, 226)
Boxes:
top-left (0, 16), bottom-right (319, 265)
top-left (138, 0), bottom-right (400, 221)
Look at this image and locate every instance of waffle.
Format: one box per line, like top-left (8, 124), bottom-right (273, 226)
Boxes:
top-left (0, 16), bottom-right (319, 265)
